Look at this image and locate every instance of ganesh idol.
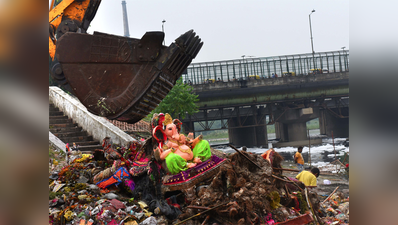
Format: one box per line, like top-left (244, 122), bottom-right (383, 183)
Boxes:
top-left (152, 113), bottom-right (212, 175)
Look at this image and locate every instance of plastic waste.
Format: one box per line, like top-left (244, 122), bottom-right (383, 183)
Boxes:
top-left (139, 216), bottom-right (157, 225)
top-left (338, 202), bottom-right (349, 214)
top-left (323, 179), bottom-right (331, 185)
top-left (64, 210), bottom-right (75, 221)
top-left (88, 184), bottom-right (100, 190)
top-left (91, 205), bottom-right (102, 215)
top-left (125, 221), bottom-right (139, 225)
top-left (138, 201), bottom-right (148, 209)
top-left (102, 193), bottom-right (118, 199)
top-left (134, 212), bottom-right (145, 220)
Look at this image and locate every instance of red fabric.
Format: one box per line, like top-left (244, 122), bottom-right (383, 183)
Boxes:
top-left (107, 219), bottom-right (118, 225)
top-left (108, 199), bottom-right (125, 209)
top-left (66, 143), bottom-right (70, 152)
top-left (96, 167), bottom-right (130, 189)
top-left (97, 176), bottom-right (118, 189)
top-left (171, 203), bottom-right (181, 210)
top-left (291, 196), bottom-right (300, 211)
top-left (97, 169), bottom-right (122, 189)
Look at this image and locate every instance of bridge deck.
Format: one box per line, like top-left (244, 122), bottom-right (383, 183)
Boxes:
top-left (193, 72), bottom-right (349, 108)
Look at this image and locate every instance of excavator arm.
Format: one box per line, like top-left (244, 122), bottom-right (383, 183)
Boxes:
top-left (49, 0), bottom-right (203, 124)
top-left (49, 0), bottom-right (101, 59)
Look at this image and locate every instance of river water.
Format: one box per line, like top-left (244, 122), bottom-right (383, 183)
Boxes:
top-left (209, 129), bottom-right (349, 167)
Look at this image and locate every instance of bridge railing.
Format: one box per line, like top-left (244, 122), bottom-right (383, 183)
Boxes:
top-left (182, 50), bottom-right (349, 85)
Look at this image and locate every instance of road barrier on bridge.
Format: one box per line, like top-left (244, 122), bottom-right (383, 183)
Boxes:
top-left (183, 50), bottom-right (349, 85)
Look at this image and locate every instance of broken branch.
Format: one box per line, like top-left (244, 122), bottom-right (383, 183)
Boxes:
top-left (187, 206), bottom-right (211, 210)
top-left (201, 215), bottom-right (210, 225)
top-left (321, 186), bottom-right (339, 205)
top-left (175, 202), bottom-right (228, 225)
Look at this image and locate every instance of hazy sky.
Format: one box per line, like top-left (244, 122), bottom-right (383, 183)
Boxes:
top-left (52, 0), bottom-right (349, 63)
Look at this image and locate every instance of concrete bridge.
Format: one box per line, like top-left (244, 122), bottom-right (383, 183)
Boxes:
top-left (180, 50), bottom-right (349, 147)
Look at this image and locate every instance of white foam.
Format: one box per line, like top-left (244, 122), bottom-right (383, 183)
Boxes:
top-left (216, 138), bottom-right (349, 165)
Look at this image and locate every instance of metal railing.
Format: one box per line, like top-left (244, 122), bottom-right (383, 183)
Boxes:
top-left (182, 50), bottom-right (349, 85)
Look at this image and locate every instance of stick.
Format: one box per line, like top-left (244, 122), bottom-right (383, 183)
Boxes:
top-left (280, 176), bottom-right (304, 192)
top-left (332, 131), bottom-right (336, 172)
top-left (175, 202), bottom-right (228, 225)
top-left (308, 129), bottom-right (311, 167)
top-left (271, 174), bottom-right (304, 192)
top-left (285, 184), bottom-right (291, 195)
top-left (187, 206), bottom-right (211, 210)
top-left (272, 167), bottom-right (300, 172)
top-left (272, 174), bottom-right (287, 182)
top-left (201, 215), bottom-right (210, 225)
top-left (305, 188), bottom-right (322, 225)
top-left (229, 144), bottom-right (262, 169)
top-left (321, 186), bottom-right (339, 204)
top-left (342, 152), bottom-right (348, 165)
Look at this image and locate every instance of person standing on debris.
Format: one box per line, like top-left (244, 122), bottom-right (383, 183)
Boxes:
top-left (296, 167), bottom-right (320, 189)
top-left (294, 146), bottom-right (304, 172)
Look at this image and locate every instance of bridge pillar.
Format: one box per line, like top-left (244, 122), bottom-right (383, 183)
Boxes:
top-left (287, 122), bottom-right (308, 141)
top-left (275, 122), bottom-right (288, 142)
top-left (182, 121), bottom-right (195, 135)
top-left (228, 118), bottom-right (254, 147)
top-left (254, 123), bottom-right (268, 147)
top-left (228, 113), bottom-right (267, 148)
top-left (255, 106), bottom-right (268, 147)
top-left (274, 108), bottom-right (318, 142)
top-left (275, 121), bottom-right (308, 142)
top-left (181, 114), bottom-right (195, 135)
top-left (319, 109), bottom-right (349, 138)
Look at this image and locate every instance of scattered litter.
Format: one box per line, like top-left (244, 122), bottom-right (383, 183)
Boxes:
top-left (49, 132), bottom-right (349, 225)
top-left (323, 179), bottom-right (332, 185)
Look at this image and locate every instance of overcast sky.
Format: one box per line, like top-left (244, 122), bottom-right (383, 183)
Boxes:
top-left (52, 0), bottom-right (349, 63)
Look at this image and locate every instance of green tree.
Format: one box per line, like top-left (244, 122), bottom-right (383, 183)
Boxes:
top-left (145, 78), bottom-right (199, 121)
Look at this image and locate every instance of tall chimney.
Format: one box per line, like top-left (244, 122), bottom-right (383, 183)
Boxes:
top-left (121, 0), bottom-right (130, 37)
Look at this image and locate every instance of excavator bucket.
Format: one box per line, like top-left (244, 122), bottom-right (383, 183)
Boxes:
top-left (55, 30), bottom-right (203, 123)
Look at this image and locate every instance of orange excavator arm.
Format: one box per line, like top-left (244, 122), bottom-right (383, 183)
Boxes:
top-left (49, 0), bottom-right (100, 59)
top-left (49, 0), bottom-right (203, 124)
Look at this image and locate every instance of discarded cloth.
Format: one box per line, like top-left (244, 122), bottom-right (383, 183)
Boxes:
top-left (96, 167), bottom-right (131, 189)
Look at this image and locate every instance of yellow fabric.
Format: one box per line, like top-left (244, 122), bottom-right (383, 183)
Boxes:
top-left (294, 152), bottom-right (304, 165)
top-left (296, 170), bottom-right (317, 187)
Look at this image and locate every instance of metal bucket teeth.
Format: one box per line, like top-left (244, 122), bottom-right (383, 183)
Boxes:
top-left (56, 30), bottom-right (203, 123)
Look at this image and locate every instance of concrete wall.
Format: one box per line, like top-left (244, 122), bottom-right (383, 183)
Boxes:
top-left (49, 131), bottom-right (66, 153)
top-left (49, 86), bottom-right (136, 146)
top-left (49, 131), bottom-right (68, 161)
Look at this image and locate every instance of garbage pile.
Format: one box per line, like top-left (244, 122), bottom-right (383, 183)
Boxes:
top-left (176, 150), bottom-right (322, 225)
top-left (49, 138), bottom-right (166, 225)
top-left (49, 137), bottom-right (349, 225)
top-left (318, 191), bottom-right (349, 225)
